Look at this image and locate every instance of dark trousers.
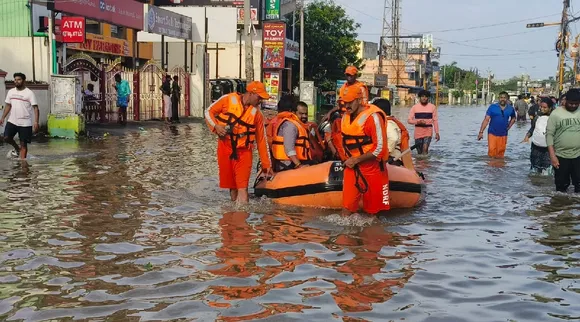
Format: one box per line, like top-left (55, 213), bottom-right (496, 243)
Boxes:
top-left (554, 156), bottom-right (580, 192)
top-left (171, 96), bottom-right (179, 121)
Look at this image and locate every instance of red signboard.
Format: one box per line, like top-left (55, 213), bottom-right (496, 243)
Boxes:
top-left (61, 17), bottom-right (86, 43)
top-left (262, 22), bottom-right (286, 69)
top-left (49, 0), bottom-right (144, 30)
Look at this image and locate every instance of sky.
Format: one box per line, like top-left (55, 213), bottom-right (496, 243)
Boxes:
top-left (335, 0), bottom-right (576, 80)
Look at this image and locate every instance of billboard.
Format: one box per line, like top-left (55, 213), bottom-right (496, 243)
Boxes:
top-left (263, 22), bottom-right (286, 69)
top-left (237, 8), bottom-right (259, 25)
top-left (144, 5), bottom-right (193, 40)
top-left (49, 0), bottom-right (144, 30)
top-left (265, 0), bottom-right (280, 20)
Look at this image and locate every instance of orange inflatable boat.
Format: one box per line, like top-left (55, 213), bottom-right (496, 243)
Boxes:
top-left (254, 161), bottom-right (425, 209)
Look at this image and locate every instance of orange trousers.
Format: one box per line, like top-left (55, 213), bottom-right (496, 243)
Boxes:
top-left (488, 134), bottom-right (507, 158)
top-left (217, 140), bottom-right (253, 189)
top-left (343, 162), bottom-right (391, 214)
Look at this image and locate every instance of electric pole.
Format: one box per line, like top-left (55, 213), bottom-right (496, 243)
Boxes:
top-left (244, 0), bottom-right (254, 81)
top-left (557, 0), bottom-right (569, 95)
top-left (299, 0), bottom-right (304, 82)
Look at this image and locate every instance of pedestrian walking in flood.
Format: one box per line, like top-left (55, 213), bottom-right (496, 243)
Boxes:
top-left (114, 74), bottom-right (131, 125)
top-left (514, 94), bottom-right (528, 122)
top-left (546, 88), bottom-right (580, 193)
top-left (522, 97), bottom-right (554, 175)
top-left (478, 91), bottom-right (516, 158)
top-left (407, 90), bottom-right (440, 155)
top-left (0, 73), bottom-right (39, 159)
top-left (171, 75), bottom-right (181, 123)
top-left (161, 75), bottom-right (172, 123)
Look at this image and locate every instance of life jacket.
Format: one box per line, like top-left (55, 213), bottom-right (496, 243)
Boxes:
top-left (214, 93), bottom-right (258, 159)
top-left (386, 116), bottom-right (410, 151)
top-left (304, 121), bottom-right (325, 162)
top-left (265, 115), bottom-right (281, 147)
top-left (532, 115), bottom-right (549, 147)
top-left (331, 117), bottom-right (346, 160)
top-left (341, 104), bottom-right (388, 160)
top-left (271, 112), bottom-right (312, 162)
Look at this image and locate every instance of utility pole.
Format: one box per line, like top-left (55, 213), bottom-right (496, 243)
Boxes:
top-left (299, 0), bottom-right (304, 82)
top-left (244, 0), bottom-right (254, 81)
top-left (557, 0), bottom-right (569, 95)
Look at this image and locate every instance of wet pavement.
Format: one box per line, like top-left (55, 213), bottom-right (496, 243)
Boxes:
top-left (0, 106), bottom-right (578, 322)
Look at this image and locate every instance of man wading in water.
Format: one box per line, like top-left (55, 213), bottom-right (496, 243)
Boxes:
top-left (546, 88), bottom-right (580, 193)
top-left (1, 73), bottom-right (39, 159)
top-left (407, 90), bottom-right (440, 155)
top-left (478, 91), bottom-right (516, 158)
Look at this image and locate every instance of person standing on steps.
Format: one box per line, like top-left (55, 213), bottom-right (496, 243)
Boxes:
top-left (546, 88), bottom-right (580, 193)
top-left (407, 90), bottom-right (440, 155)
top-left (0, 73), bottom-right (39, 159)
top-left (114, 74), bottom-right (131, 125)
top-left (478, 91), bottom-right (516, 158)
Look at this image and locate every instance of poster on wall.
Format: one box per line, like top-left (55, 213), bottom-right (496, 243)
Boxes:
top-left (262, 22), bottom-right (286, 69)
top-left (263, 71), bottom-right (280, 110)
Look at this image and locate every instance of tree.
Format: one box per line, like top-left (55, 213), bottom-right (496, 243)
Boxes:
top-left (296, 1), bottom-right (362, 91)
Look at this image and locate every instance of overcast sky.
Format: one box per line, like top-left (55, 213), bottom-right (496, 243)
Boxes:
top-left (335, 0), bottom-right (573, 80)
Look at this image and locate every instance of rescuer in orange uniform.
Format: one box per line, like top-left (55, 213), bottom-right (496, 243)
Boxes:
top-left (296, 101), bottom-right (325, 162)
top-left (205, 81), bottom-right (273, 203)
top-left (340, 86), bottom-right (390, 216)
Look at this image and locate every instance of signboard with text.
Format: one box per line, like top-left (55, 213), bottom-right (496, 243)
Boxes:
top-left (285, 39), bottom-right (299, 60)
top-left (265, 0), bottom-right (280, 20)
top-left (68, 33), bottom-right (130, 56)
top-left (263, 71), bottom-right (281, 110)
top-left (237, 8), bottom-right (258, 25)
top-left (144, 5), bottom-right (193, 40)
top-left (263, 22), bottom-right (286, 69)
top-left (49, 0), bottom-right (144, 30)
top-left (61, 17), bottom-right (85, 43)
top-left (154, 0), bottom-right (260, 8)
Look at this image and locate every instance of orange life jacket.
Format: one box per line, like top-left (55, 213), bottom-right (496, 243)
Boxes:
top-left (386, 116), bottom-right (410, 151)
top-left (341, 104), bottom-right (388, 160)
top-left (271, 112), bottom-right (312, 162)
top-left (213, 93), bottom-right (258, 150)
top-left (331, 117), bottom-right (346, 160)
top-left (265, 115), bottom-right (281, 147)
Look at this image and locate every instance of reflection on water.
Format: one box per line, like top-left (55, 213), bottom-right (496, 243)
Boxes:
top-left (0, 107), bottom-right (578, 321)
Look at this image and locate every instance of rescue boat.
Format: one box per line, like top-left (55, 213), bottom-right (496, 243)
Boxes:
top-left (254, 161), bottom-right (425, 209)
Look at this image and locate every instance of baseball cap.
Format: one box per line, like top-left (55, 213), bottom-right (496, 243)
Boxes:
top-left (246, 81), bottom-right (270, 99)
top-left (341, 87), bottom-right (363, 102)
top-left (345, 66), bottom-right (358, 76)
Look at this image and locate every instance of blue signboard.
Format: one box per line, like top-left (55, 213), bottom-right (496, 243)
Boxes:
top-left (336, 80), bottom-right (346, 101)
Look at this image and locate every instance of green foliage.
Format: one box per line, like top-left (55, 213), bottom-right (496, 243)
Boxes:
top-left (440, 61), bottom-right (485, 97)
top-left (296, 0), bottom-right (363, 91)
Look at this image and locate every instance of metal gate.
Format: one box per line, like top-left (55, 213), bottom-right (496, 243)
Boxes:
top-left (134, 61), bottom-right (165, 121)
top-left (63, 53), bottom-right (104, 122)
top-left (169, 66), bottom-right (191, 117)
top-left (103, 58), bottom-right (136, 123)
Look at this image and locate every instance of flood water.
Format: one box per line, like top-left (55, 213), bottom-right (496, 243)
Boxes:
top-left (0, 106), bottom-right (579, 322)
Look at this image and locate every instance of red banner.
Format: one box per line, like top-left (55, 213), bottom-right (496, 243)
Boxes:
top-left (61, 17), bottom-right (86, 43)
top-left (262, 22), bottom-right (286, 69)
top-left (49, 0), bottom-right (144, 30)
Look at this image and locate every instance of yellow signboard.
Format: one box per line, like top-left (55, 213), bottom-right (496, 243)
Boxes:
top-left (68, 33), bottom-right (130, 56)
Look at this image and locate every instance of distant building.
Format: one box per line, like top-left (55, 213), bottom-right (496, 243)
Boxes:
top-left (357, 41), bottom-right (379, 61)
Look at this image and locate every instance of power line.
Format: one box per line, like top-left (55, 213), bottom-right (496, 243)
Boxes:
top-left (414, 13), bottom-right (561, 33)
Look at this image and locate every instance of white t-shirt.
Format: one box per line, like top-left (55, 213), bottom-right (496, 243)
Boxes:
top-left (4, 88), bottom-right (37, 127)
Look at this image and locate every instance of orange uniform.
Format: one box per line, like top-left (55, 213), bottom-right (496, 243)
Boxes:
top-left (304, 121), bottom-right (325, 162)
top-left (341, 104), bottom-right (390, 214)
top-left (205, 93), bottom-right (271, 189)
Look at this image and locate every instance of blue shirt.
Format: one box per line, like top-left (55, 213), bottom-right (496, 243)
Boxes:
top-left (486, 103), bottom-right (515, 137)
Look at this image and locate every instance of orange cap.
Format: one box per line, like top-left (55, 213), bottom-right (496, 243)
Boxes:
top-left (345, 66), bottom-right (358, 76)
top-left (246, 81), bottom-right (270, 99)
top-left (341, 86), bottom-right (363, 102)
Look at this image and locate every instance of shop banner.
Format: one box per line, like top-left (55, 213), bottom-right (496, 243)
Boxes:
top-left (154, 0), bottom-right (260, 8)
top-left (263, 71), bottom-right (281, 110)
top-left (263, 22), bottom-right (286, 69)
top-left (144, 5), bottom-right (193, 40)
top-left (61, 17), bottom-right (86, 43)
top-left (237, 8), bottom-right (258, 25)
top-left (68, 33), bottom-right (130, 56)
top-left (49, 0), bottom-right (144, 30)
top-left (265, 0), bottom-right (280, 20)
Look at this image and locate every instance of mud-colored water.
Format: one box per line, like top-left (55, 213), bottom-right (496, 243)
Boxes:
top-left (0, 106), bottom-right (578, 322)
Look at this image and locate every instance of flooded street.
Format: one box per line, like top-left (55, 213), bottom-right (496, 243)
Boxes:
top-left (0, 106), bottom-right (579, 322)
